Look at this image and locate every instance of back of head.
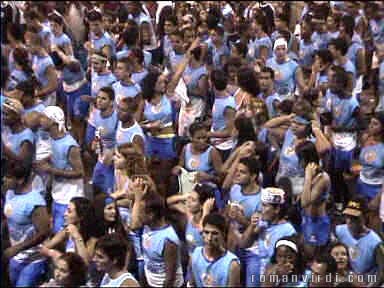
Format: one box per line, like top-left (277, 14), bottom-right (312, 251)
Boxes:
top-left (210, 69), bottom-right (228, 91)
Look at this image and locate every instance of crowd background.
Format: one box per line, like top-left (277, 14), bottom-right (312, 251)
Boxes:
top-left (1, 1), bottom-right (384, 287)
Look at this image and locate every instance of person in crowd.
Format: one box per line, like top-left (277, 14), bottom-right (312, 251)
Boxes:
top-left (190, 212), bottom-right (241, 287)
top-left (48, 11), bottom-right (74, 57)
top-left (329, 242), bottom-right (359, 285)
top-left (3, 161), bottom-right (50, 287)
top-left (34, 106), bottom-right (84, 233)
top-left (93, 233), bottom-right (139, 287)
top-left (258, 66), bottom-right (281, 119)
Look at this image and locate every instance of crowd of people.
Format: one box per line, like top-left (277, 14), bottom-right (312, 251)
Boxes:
top-left (1, 1), bottom-right (384, 287)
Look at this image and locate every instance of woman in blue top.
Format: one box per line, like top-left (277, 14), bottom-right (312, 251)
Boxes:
top-left (48, 12), bottom-right (73, 57)
top-left (5, 47), bottom-right (32, 92)
top-left (3, 162), bottom-right (50, 287)
top-left (353, 113), bottom-right (384, 201)
top-left (297, 141), bottom-right (331, 260)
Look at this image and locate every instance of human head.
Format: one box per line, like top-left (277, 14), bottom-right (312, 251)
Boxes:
top-left (3, 98), bottom-right (23, 125)
top-left (273, 37), bottom-right (288, 62)
top-left (244, 98), bottom-right (269, 125)
top-left (141, 70), bottom-right (167, 101)
top-left (186, 184), bottom-right (215, 214)
top-left (296, 141), bottom-right (320, 169)
top-left (15, 79), bottom-right (39, 107)
top-left (54, 252), bottom-right (87, 287)
top-left (91, 52), bottom-right (108, 73)
top-left (329, 65), bottom-right (349, 94)
top-left (274, 12), bottom-right (289, 31)
top-left (259, 66), bottom-right (275, 93)
top-left (4, 161), bottom-right (32, 190)
top-left (210, 69), bottom-right (228, 92)
top-left (301, 17), bottom-right (314, 40)
top-left (224, 56), bottom-right (242, 84)
top-left (234, 116), bottom-right (257, 146)
top-left (202, 212), bottom-right (228, 249)
top-left (142, 191), bottom-right (166, 225)
top-left (64, 197), bottom-right (95, 241)
top-left (93, 233), bottom-right (129, 272)
top-left (343, 196), bottom-right (368, 236)
top-left (24, 31), bottom-right (44, 54)
top-left (234, 157), bottom-right (260, 186)
top-left (115, 57), bottom-right (135, 81)
top-left (290, 115), bottom-right (312, 139)
top-left (40, 106), bottom-right (66, 133)
top-left (368, 112), bottom-right (384, 141)
top-left (329, 242), bottom-right (351, 272)
top-left (163, 15), bottom-right (178, 35)
top-left (87, 9), bottom-right (103, 36)
top-left (237, 66), bottom-right (260, 97)
top-left (189, 121), bottom-right (209, 151)
top-left (170, 30), bottom-right (184, 53)
top-left (339, 14), bottom-right (355, 40)
top-left (314, 49), bottom-right (334, 72)
top-left (48, 11), bottom-right (64, 36)
top-left (122, 23), bottom-right (139, 47)
top-left (12, 47), bottom-right (33, 76)
top-left (328, 37), bottom-right (349, 58)
top-left (261, 187), bottom-right (287, 222)
top-left (140, 21), bottom-right (154, 46)
top-left (96, 86), bottom-right (115, 111)
top-left (310, 253), bottom-right (338, 287)
top-left (230, 41), bottom-right (248, 59)
top-left (253, 13), bottom-right (268, 34)
top-left (117, 97), bottom-right (138, 123)
top-left (270, 236), bottom-right (305, 275)
top-left (210, 24), bottom-right (225, 45)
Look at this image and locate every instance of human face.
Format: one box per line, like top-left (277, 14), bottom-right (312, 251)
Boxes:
top-left (191, 128), bottom-right (209, 151)
top-left (113, 150), bottom-right (127, 169)
top-left (2, 108), bottom-right (19, 126)
top-left (328, 44), bottom-right (338, 59)
top-left (234, 163), bottom-right (252, 186)
top-left (89, 20), bottom-right (103, 36)
top-left (184, 30), bottom-right (195, 46)
top-left (170, 35), bottom-right (183, 53)
top-left (96, 91), bottom-right (112, 111)
top-left (210, 30), bottom-right (222, 45)
top-left (274, 45), bottom-right (287, 62)
top-left (154, 74), bottom-right (167, 94)
top-left (275, 246), bottom-right (297, 266)
top-left (39, 114), bottom-right (55, 131)
top-left (64, 202), bottom-right (79, 225)
top-left (259, 72), bottom-right (273, 92)
top-left (326, 16), bottom-right (336, 31)
top-left (54, 258), bottom-right (71, 285)
top-left (261, 203), bottom-right (278, 222)
top-left (227, 65), bottom-right (238, 83)
top-left (330, 245), bottom-right (348, 271)
top-left (164, 21), bottom-right (176, 35)
top-left (115, 62), bottom-right (130, 81)
top-left (345, 214), bottom-right (364, 236)
top-left (104, 202), bottom-right (117, 222)
top-left (290, 120), bottom-right (307, 137)
top-left (93, 248), bottom-right (112, 272)
top-left (310, 261), bottom-right (328, 287)
top-left (117, 101), bottom-right (132, 122)
top-left (186, 191), bottom-right (201, 214)
top-left (301, 22), bottom-right (312, 40)
top-left (202, 223), bottom-right (224, 249)
top-left (140, 23), bottom-right (152, 45)
top-left (368, 117), bottom-right (383, 136)
top-left (91, 59), bottom-right (105, 73)
top-left (50, 21), bottom-right (62, 36)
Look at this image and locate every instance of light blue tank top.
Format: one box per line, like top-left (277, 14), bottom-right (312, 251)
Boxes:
top-left (32, 54), bottom-right (54, 88)
top-left (112, 81), bottom-right (141, 103)
top-left (208, 42), bottom-right (230, 69)
top-left (116, 121), bottom-right (145, 147)
top-left (185, 219), bottom-right (204, 256)
top-left (143, 95), bottom-right (173, 124)
top-left (132, 69), bottom-right (148, 85)
top-left (266, 57), bottom-right (298, 98)
top-left (51, 133), bottom-right (79, 173)
top-left (168, 50), bottom-right (185, 71)
top-left (91, 31), bottom-right (116, 57)
top-left (211, 95), bottom-right (236, 132)
top-left (359, 143), bottom-right (384, 185)
top-left (4, 128), bottom-right (35, 156)
top-left (183, 65), bottom-right (208, 98)
top-left (88, 109), bottom-right (118, 149)
top-left (335, 224), bottom-right (382, 274)
top-left (258, 92), bottom-right (281, 118)
top-left (52, 33), bottom-right (72, 50)
top-left (91, 72), bottom-right (117, 97)
top-left (347, 41), bottom-right (364, 71)
top-left (249, 36), bottom-right (273, 60)
top-left (192, 247), bottom-right (239, 287)
top-left (184, 143), bottom-right (213, 173)
top-left (299, 39), bottom-right (316, 68)
top-left (23, 103), bottom-right (46, 115)
top-left (229, 184), bottom-right (262, 219)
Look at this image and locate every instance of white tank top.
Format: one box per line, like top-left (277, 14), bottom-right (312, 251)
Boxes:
top-left (100, 272), bottom-right (138, 287)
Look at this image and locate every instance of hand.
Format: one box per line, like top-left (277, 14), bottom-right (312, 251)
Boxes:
top-left (305, 162), bottom-right (317, 178)
top-left (202, 198), bottom-right (215, 215)
top-left (65, 224), bottom-right (81, 239)
top-left (3, 246), bottom-right (20, 261)
top-left (187, 38), bottom-right (201, 55)
top-left (238, 141), bottom-right (255, 158)
top-left (250, 212), bottom-right (261, 226)
top-left (84, 41), bottom-right (92, 52)
top-left (311, 120), bottom-right (321, 132)
top-left (195, 171), bottom-right (211, 183)
top-left (172, 165), bottom-right (182, 176)
top-left (274, 262), bottom-right (295, 276)
top-left (130, 177), bottom-right (149, 202)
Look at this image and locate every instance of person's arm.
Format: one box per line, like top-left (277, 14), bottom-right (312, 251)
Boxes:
top-left (130, 178), bottom-right (148, 230)
top-left (295, 66), bottom-right (307, 92)
top-left (46, 146), bottom-right (84, 178)
top-left (2, 140), bottom-right (33, 164)
top-left (210, 147), bottom-right (223, 178)
top-left (42, 230), bottom-right (67, 249)
top-left (132, 134), bottom-right (145, 155)
top-left (171, 146), bottom-right (186, 176)
top-left (356, 48), bottom-right (366, 77)
top-left (301, 167), bottom-right (330, 208)
top-left (62, 42), bottom-right (74, 57)
top-left (188, 75), bottom-right (209, 98)
top-left (163, 240), bottom-right (178, 287)
top-left (134, 94), bottom-right (144, 122)
top-left (227, 260), bottom-right (241, 287)
top-left (4, 206), bottom-right (50, 260)
top-left (65, 224), bottom-right (93, 265)
top-left (222, 156), bottom-right (240, 191)
top-left (120, 277), bottom-right (140, 287)
top-left (311, 121), bottom-right (332, 154)
top-left (85, 124), bottom-right (96, 148)
top-left (166, 194), bottom-right (188, 208)
top-left (258, 46), bottom-right (269, 65)
top-left (101, 45), bottom-right (113, 63)
top-left (263, 113), bottom-right (295, 129)
top-left (238, 222), bottom-right (259, 249)
top-left (36, 66), bottom-right (58, 99)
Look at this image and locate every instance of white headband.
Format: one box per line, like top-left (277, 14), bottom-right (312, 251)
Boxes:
top-left (274, 38), bottom-right (288, 51)
top-left (42, 106), bottom-right (66, 133)
top-left (275, 239), bottom-right (298, 253)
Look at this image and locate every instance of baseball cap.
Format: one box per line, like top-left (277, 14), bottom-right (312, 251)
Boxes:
top-left (261, 187), bottom-right (286, 205)
top-left (343, 199), bottom-right (367, 217)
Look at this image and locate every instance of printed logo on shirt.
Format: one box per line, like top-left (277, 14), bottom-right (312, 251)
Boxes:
top-left (364, 150), bottom-right (377, 163)
top-left (189, 158), bottom-right (200, 169)
top-left (186, 233), bottom-right (195, 245)
top-left (4, 203), bottom-right (13, 217)
top-left (349, 246), bottom-right (359, 260)
top-left (285, 145), bottom-right (295, 156)
top-left (275, 69), bottom-right (282, 81)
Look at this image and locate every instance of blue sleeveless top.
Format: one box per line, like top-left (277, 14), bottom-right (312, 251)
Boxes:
top-left (258, 92), bottom-right (281, 118)
top-left (299, 39), bottom-right (316, 68)
top-left (359, 143), bottom-right (384, 186)
top-left (229, 184), bottom-right (262, 219)
top-left (88, 109), bottom-right (118, 149)
top-left (143, 95), bottom-right (173, 125)
top-left (91, 72), bottom-right (116, 97)
top-left (112, 81), bottom-right (141, 104)
top-left (185, 219), bottom-right (204, 256)
top-left (32, 54), bottom-right (55, 88)
top-left (52, 33), bottom-right (72, 50)
top-left (266, 57), bottom-right (298, 98)
top-left (211, 95), bottom-right (236, 132)
top-left (3, 127), bottom-right (35, 156)
top-left (91, 31), bottom-right (116, 57)
top-left (192, 247), bottom-right (239, 287)
top-left (184, 143), bottom-right (213, 173)
top-left (51, 133), bottom-right (79, 178)
top-left (183, 65), bottom-right (208, 98)
top-left (116, 121), bottom-right (145, 147)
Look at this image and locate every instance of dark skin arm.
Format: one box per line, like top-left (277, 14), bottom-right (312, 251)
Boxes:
top-left (227, 260), bottom-right (241, 287)
top-left (36, 66), bottom-right (58, 99)
top-left (4, 206), bottom-right (50, 261)
top-left (164, 241), bottom-right (178, 287)
top-left (2, 140), bottom-right (33, 165)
